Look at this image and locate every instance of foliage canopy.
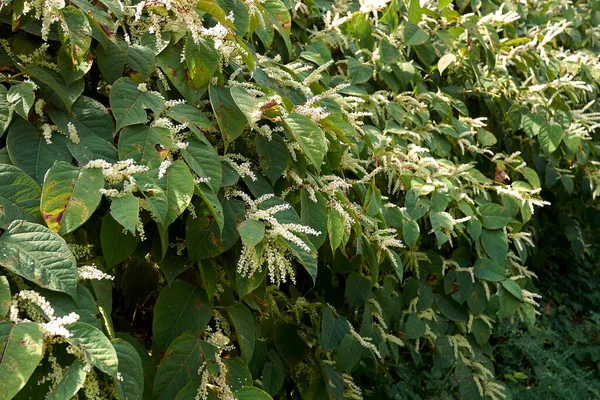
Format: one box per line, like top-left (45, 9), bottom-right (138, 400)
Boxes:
top-left (0, 0), bottom-right (599, 399)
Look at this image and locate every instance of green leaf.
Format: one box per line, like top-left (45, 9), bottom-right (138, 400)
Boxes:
top-left (58, 6), bottom-right (92, 66)
top-left (224, 358), bottom-right (253, 391)
top-left (404, 22), bottom-right (429, 46)
top-left (471, 318), bottom-right (490, 346)
top-left (320, 308), bottom-right (350, 352)
top-left (283, 113), bottom-right (326, 172)
top-left (328, 207), bottom-right (346, 252)
top-left (185, 35), bottom-right (219, 88)
top-left (159, 161), bottom-right (195, 228)
top-left (46, 360), bottom-right (87, 400)
top-left (40, 285), bottom-right (101, 328)
top-left (153, 332), bottom-right (207, 400)
top-left (157, 42), bottom-right (204, 106)
top-left (110, 77), bottom-right (164, 131)
top-left (65, 322), bottom-right (118, 376)
top-left (153, 280), bottom-right (212, 351)
top-left (113, 338), bottom-right (144, 400)
top-left (47, 96), bottom-right (117, 164)
top-left (479, 203), bottom-right (512, 230)
top-left (255, 134), bottom-right (289, 185)
top-left (109, 193), bottom-right (140, 235)
top-left (0, 220), bottom-right (78, 297)
top-left (520, 167), bottom-right (540, 189)
top-left (0, 164), bottom-right (42, 229)
top-left (6, 119), bottom-right (72, 185)
top-left (227, 303), bottom-right (256, 364)
top-left (101, 212), bottom-right (140, 269)
top-left (480, 229), bottom-right (509, 263)
top-left (538, 123), bottom-right (563, 154)
top-left (97, 39), bottom-right (155, 84)
top-left (0, 85), bottom-right (13, 134)
top-left (300, 190), bottom-right (327, 249)
top-left (262, 352), bottom-right (285, 396)
top-left (26, 65), bottom-right (83, 113)
top-left (166, 104), bottom-right (216, 133)
top-left (41, 161), bottom-right (104, 235)
top-left (345, 272), bottom-right (371, 308)
top-left (237, 219), bottom-right (265, 247)
top-left (402, 220), bottom-right (420, 248)
top-left (408, 0), bottom-right (422, 22)
top-left (335, 334), bottom-right (362, 372)
top-left (7, 82), bottom-right (35, 120)
top-left (404, 313), bottom-right (426, 339)
top-left (118, 125), bottom-right (172, 168)
top-left (473, 257), bottom-right (506, 282)
top-left (0, 321), bottom-right (44, 399)
top-left (181, 136), bottom-right (222, 193)
top-left (501, 280), bottom-right (523, 300)
top-left (159, 251), bottom-right (191, 286)
top-left (209, 85), bottom-right (247, 146)
top-left (234, 387), bottom-right (273, 400)
top-left (0, 276), bottom-right (9, 317)
top-left (437, 53), bottom-right (456, 75)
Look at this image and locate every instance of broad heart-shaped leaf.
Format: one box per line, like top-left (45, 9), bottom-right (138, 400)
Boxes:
top-left (283, 113), bottom-right (326, 173)
top-left (153, 280), bottom-right (212, 351)
top-left (480, 228), bottom-right (509, 263)
top-left (113, 339), bottom-right (144, 400)
top-left (41, 162), bottom-right (104, 235)
top-left (538, 123), bottom-right (563, 154)
top-left (158, 161), bottom-right (195, 228)
top-left (101, 212), bottom-right (140, 269)
top-left (227, 303), bottom-right (256, 364)
top-left (118, 125), bottom-right (172, 168)
top-left (47, 96), bottom-right (117, 164)
top-left (109, 192), bottom-right (140, 235)
top-left (0, 164), bottom-right (42, 229)
top-left (110, 77), bottom-right (164, 131)
top-left (181, 136), bottom-right (222, 193)
top-left (335, 333), bottom-right (363, 372)
top-left (46, 360), bottom-right (87, 400)
top-left (26, 65), bottom-right (84, 113)
top-left (473, 257), bottom-right (506, 282)
top-left (65, 322), bottom-right (119, 376)
top-left (255, 134), bottom-right (289, 185)
top-left (185, 35), bottom-right (219, 88)
top-left (328, 207), bottom-right (346, 252)
top-left (97, 38), bottom-right (155, 84)
top-left (7, 119), bottom-right (72, 185)
top-left (209, 85), bottom-right (247, 146)
top-left (234, 387), bottom-right (273, 400)
top-left (58, 6), bottom-right (92, 66)
top-left (153, 333), bottom-right (207, 400)
top-left (404, 22), bottom-right (429, 46)
top-left (0, 321), bottom-right (44, 399)
top-left (0, 276), bottom-right (10, 317)
top-left (237, 219), bottom-right (265, 248)
top-left (403, 219), bottom-right (420, 248)
top-left (478, 203), bottom-right (512, 230)
top-left (0, 85), bottom-right (13, 134)
top-left (7, 81), bottom-right (35, 120)
top-left (0, 220), bottom-right (78, 298)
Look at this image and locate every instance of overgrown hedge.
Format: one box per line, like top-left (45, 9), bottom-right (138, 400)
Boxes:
top-left (0, 0), bottom-right (599, 399)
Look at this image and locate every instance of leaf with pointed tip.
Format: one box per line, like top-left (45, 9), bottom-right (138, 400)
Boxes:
top-left (7, 82), bottom-right (35, 120)
top-left (181, 136), bottom-right (222, 193)
top-left (101, 212), bottom-right (140, 269)
top-left (26, 65), bottom-right (83, 113)
top-left (283, 113), bottom-right (326, 172)
top-left (6, 119), bottom-right (72, 185)
top-left (209, 85), bottom-right (246, 146)
top-left (227, 303), bottom-right (256, 364)
top-left (0, 321), bottom-right (44, 399)
top-left (41, 162), bottom-right (104, 235)
top-left (46, 360), bottom-right (87, 400)
top-left (0, 164), bottom-right (42, 229)
top-left (109, 192), bottom-right (140, 235)
top-left (153, 280), bottom-right (212, 351)
top-left (65, 322), bottom-right (119, 376)
top-left (113, 339), bottom-right (144, 400)
top-left (110, 77), bottom-right (164, 131)
top-left (58, 6), bottom-right (92, 66)
top-left (118, 125), bottom-right (172, 169)
top-left (0, 220), bottom-right (78, 297)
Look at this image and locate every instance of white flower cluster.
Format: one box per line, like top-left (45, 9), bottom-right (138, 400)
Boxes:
top-left (78, 264), bottom-right (115, 281)
top-left (85, 159), bottom-right (149, 184)
top-left (10, 290), bottom-right (79, 338)
top-left (221, 154), bottom-right (257, 181)
top-left (158, 159), bottom-right (171, 179)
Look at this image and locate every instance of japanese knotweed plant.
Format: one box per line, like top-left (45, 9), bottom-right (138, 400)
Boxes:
top-left (0, 0), bottom-right (598, 398)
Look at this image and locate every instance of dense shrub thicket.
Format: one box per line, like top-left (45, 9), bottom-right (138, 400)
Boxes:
top-left (0, 0), bottom-right (599, 399)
